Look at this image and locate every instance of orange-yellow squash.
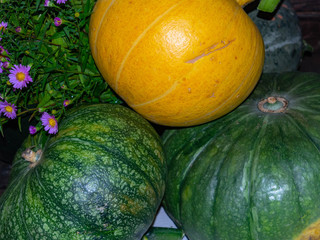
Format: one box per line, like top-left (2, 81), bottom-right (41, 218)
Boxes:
top-left (89, 0), bottom-right (264, 126)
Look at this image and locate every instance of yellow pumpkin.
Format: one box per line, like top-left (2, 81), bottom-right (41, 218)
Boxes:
top-left (89, 0), bottom-right (264, 126)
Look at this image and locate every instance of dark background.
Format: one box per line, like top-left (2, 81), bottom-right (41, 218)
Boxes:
top-left (1, 0), bottom-right (320, 196)
top-left (291, 0), bottom-right (320, 73)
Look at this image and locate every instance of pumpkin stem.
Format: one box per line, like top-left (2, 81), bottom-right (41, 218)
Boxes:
top-left (258, 96), bottom-right (288, 113)
top-left (21, 148), bottom-right (43, 168)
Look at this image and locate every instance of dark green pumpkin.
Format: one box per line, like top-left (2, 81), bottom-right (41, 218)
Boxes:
top-left (248, 0), bottom-right (303, 73)
top-left (162, 72), bottom-right (320, 240)
top-left (0, 104), bottom-right (166, 240)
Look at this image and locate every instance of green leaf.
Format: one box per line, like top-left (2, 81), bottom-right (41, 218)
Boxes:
top-left (37, 93), bottom-right (52, 108)
top-left (257, 0), bottom-right (281, 13)
top-left (34, 12), bottom-right (48, 37)
top-left (18, 116), bottom-right (22, 132)
top-left (0, 119), bottom-right (4, 137)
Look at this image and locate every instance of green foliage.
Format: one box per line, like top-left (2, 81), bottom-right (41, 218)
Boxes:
top-left (0, 0), bottom-right (121, 135)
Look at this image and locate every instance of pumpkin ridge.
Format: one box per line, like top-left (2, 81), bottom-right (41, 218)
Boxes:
top-left (179, 110), bottom-right (259, 239)
top-left (207, 154), bottom-right (228, 238)
top-left (284, 113), bottom-right (320, 159)
top-left (40, 139), bottom-right (160, 235)
top-left (279, 125), bottom-right (305, 234)
top-left (96, 144), bottom-right (163, 202)
top-left (23, 167), bottom-right (99, 234)
top-left (85, 138), bottom-right (163, 200)
top-left (248, 114), bottom-right (269, 239)
top-left (131, 81), bottom-right (179, 108)
top-left (34, 163), bottom-right (147, 237)
top-left (284, 73), bottom-right (317, 96)
top-left (25, 181), bottom-right (89, 235)
top-left (50, 137), bottom-right (163, 202)
top-left (92, 0), bottom-right (117, 58)
top-left (211, 113), bottom-right (257, 239)
top-left (17, 183), bottom-right (33, 239)
top-left (293, 95), bottom-right (320, 102)
top-left (51, 112), bottom-right (165, 176)
top-left (178, 136), bottom-right (220, 223)
top-left (115, 0), bottom-right (185, 91)
top-left (163, 129), bottom-right (208, 221)
top-left (174, 111), bottom-right (253, 229)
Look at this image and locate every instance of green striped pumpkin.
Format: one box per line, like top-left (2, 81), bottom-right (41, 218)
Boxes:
top-left (0, 104), bottom-right (166, 240)
top-left (162, 72), bottom-right (320, 240)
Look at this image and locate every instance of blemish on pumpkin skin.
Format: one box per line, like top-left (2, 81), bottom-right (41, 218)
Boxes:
top-left (209, 92), bottom-right (215, 98)
top-left (282, 4), bottom-right (289, 9)
top-left (185, 39), bottom-right (236, 64)
top-left (277, 14), bottom-right (283, 20)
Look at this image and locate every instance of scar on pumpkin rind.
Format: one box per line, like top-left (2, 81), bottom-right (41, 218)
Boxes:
top-left (185, 39), bottom-right (236, 64)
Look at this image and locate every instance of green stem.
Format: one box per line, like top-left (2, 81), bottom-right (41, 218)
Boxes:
top-left (258, 96), bottom-right (288, 113)
top-left (143, 227), bottom-right (184, 240)
top-left (257, 0), bottom-right (281, 13)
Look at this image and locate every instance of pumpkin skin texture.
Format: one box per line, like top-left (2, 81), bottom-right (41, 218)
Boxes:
top-left (0, 104), bottom-right (166, 240)
top-left (248, 0), bottom-right (303, 73)
top-left (89, 0), bottom-right (265, 127)
top-left (162, 72), bottom-right (320, 240)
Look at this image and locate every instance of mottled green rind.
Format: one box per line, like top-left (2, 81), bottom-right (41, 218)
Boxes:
top-left (249, 0), bottom-right (303, 73)
top-left (0, 104), bottom-right (166, 240)
top-left (162, 72), bottom-right (320, 240)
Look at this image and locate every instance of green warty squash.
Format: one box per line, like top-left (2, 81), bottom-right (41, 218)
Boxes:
top-left (0, 104), bottom-right (166, 240)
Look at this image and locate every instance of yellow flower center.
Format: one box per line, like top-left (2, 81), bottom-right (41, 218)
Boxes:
top-left (16, 72), bottom-right (26, 81)
top-left (49, 118), bottom-right (56, 127)
top-left (5, 106), bottom-right (12, 113)
top-left (0, 26), bottom-right (4, 31)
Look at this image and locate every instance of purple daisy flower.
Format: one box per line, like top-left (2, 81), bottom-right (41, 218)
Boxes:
top-left (0, 46), bottom-right (8, 56)
top-left (15, 26), bottom-right (22, 33)
top-left (8, 64), bottom-right (33, 89)
top-left (0, 22), bottom-right (7, 32)
top-left (29, 125), bottom-right (37, 135)
top-left (63, 99), bottom-right (70, 107)
top-left (2, 61), bottom-right (9, 69)
top-left (0, 62), bottom-right (3, 74)
top-left (44, 0), bottom-right (50, 6)
top-left (41, 112), bottom-right (58, 134)
top-left (55, 0), bottom-right (68, 4)
top-left (54, 17), bottom-right (62, 27)
top-left (0, 101), bottom-right (17, 119)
